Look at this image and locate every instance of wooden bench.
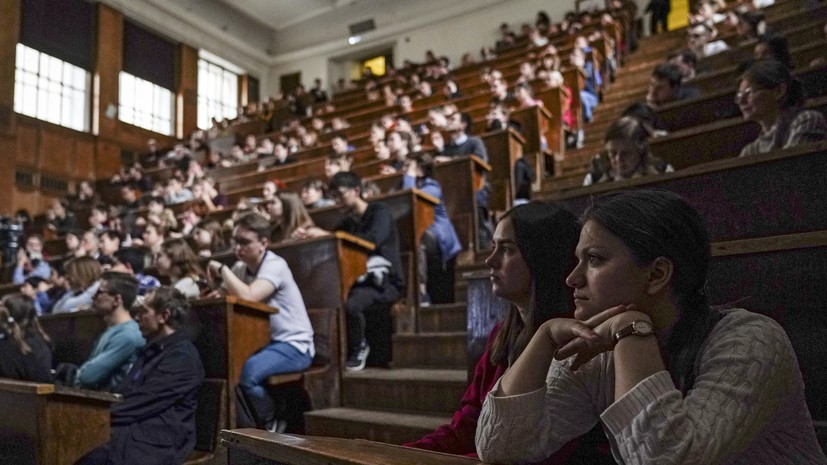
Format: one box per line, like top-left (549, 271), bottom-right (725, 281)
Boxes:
top-left (0, 379), bottom-right (121, 465)
top-left (221, 429), bottom-right (483, 465)
top-left (265, 307), bottom-right (340, 431)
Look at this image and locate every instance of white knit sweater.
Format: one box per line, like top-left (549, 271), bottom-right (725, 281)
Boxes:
top-left (475, 309), bottom-right (826, 464)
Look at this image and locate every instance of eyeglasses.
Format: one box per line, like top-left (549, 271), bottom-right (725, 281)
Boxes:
top-left (232, 237), bottom-right (255, 246)
top-left (735, 87), bottom-right (763, 103)
top-left (94, 289), bottom-right (117, 299)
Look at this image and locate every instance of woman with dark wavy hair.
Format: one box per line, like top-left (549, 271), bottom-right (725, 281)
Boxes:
top-left (406, 201), bottom-right (583, 463)
top-left (476, 189), bottom-right (825, 464)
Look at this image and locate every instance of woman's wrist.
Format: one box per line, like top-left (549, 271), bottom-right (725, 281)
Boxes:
top-left (608, 310), bottom-right (653, 336)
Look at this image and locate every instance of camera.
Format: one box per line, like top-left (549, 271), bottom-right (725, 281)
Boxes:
top-left (0, 216), bottom-right (25, 266)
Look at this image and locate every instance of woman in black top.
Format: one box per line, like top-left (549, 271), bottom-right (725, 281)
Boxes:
top-left (0, 295), bottom-right (53, 382)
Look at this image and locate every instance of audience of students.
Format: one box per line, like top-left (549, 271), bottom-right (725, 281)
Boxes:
top-left (1, 2), bottom-right (824, 454)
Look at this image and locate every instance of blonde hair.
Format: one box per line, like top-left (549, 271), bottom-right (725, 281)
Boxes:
top-left (64, 256), bottom-right (102, 290)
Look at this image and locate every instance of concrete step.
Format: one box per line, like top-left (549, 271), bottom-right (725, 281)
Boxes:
top-left (304, 407), bottom-right (451, 445)
top-left (392, 332), bottom-right (466, 369)
top-left (418, 303), bottom-right (467, 333)
top-left (342, 368), bottom-right (466, 415)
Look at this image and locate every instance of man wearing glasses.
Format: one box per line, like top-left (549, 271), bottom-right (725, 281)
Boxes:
top-left (328, 171), bottom-right (403, 372)
top-left (69, 271), bottom-right (145, 391)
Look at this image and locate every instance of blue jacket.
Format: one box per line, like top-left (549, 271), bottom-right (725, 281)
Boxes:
top-left (403, 175), bottom-right (463, 262)
top-left (108, 330), bottom-right (204, 465)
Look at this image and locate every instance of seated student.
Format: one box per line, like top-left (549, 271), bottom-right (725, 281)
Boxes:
top-left (324, 153), bottom-right (352, 180)
top-left (68, 272), bottom-right (145, 391)
top-left (737, 60), bottom-right (827, 157)
top-left (668, 49), bottom-right (698, 81)
top-left (52, 256), bottom-right (102, 313)
top-left (621, 102), bottom-right (668, 138)
top-left (46, 198), bottom-right (78, 236)
top-left (646, 63), bottom-right (699, 108)
top-left (569, 47), bottom-right (601, 123)
top-left (385, 130), bottom-right (413, 173)
top-left (327, 172), bottom-right (404, 371)
top-left (112, 247), bottom-right (160, 297)
top-left (405, 202), bottom-right (588, 461)
top-left (266, 192), bottom-right (328, 243)
top-left (206, 213), bottom-right (315, 432)
top-left (583, 117), bottom-right (673, 186)
top-left (192, 220), bottom-right (229, 257)
top-left (99, 230), bottom-right (123, 264)
top-left (155, 238), bottom-right (206, 300)
top-left (475, 189), bottom-right (827, 464)
top-left (400, 153), bottom-right (462, 304)
top-left (76, 286), bottom-right (204, 465)
top-left (754, 34), bottom-right (792, 70)
top-left (0, 295), bottom-right (53, 383)
top-left (300, 179), bottom-right (335, 210)
top-left (12, 235), bottom-right (51, 284)
top-left (687, 22), bottom-right (728, 59)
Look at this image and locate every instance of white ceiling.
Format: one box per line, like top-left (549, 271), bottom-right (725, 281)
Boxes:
top-left (215, 0), bottom-right (363, 31)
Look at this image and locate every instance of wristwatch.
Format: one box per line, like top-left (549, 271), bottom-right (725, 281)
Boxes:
top-left (613, 320), bottom-right (655, 344)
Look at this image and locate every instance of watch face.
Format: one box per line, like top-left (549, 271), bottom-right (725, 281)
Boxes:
top-left (633, 320), bottom-right (654, 334)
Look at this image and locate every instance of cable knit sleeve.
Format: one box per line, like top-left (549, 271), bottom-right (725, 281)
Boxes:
top-left (475, 354), bottom-right (611, 464)
top-left (601, 309), bottom-right (814, 464)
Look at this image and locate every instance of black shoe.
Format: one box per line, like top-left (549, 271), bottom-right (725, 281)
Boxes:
top-left (345, 341), bottom-right (370, 372)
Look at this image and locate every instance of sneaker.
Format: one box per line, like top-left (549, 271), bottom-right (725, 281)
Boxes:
top-left (265, 419), bottom-right (288, 434)
top-left (345, 341), bottom-right (370, 372)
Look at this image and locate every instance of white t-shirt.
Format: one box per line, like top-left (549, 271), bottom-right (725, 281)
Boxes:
top-left (232, 251), bottom-right (315, 357)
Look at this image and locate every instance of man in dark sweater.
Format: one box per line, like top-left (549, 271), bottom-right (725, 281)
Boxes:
top-left (439, 111), bottom-right (488, 163)
top-left (76, 286), bottom-right (204, 465)
top-left (328, 171), bottom-right (403, 371)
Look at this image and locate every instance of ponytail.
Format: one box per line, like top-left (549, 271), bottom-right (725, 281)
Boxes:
top-left (0, 307), bottom-right (32, 355)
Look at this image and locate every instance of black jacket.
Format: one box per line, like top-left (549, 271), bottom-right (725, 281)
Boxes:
top-left (108, 330), bottom-right (204, 465)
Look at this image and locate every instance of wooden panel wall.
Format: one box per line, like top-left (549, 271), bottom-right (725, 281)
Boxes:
top-left (0, 1), bottom-right (191, 216)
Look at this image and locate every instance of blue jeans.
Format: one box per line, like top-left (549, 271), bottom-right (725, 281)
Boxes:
top-left (239, 341), bottom-right (312, 425)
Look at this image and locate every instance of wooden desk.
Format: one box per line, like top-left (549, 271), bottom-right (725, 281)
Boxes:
top-left (188, 296), bottom-right (277, 429)
top-left (481, 127), bottom-right (525, 212)
top-left (370, 156), bottom-right (489, 255)
top-left (221, 429), bottom-right (483, 465)
top-left (40, 310), bottom-right (107, 366)
top-left (310, 189), bottom-right (437, 317)
top-left (0, 380), bottom-right (121, 465)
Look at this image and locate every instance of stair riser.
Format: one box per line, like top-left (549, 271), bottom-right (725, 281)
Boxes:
top-left (418, 307), bottom-right (467, 333)
top-left (393, 335), bottom-right (466, 368)
top-left (343, 379), bottom-right (465, 414)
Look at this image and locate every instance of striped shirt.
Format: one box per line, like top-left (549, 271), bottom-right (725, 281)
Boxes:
top-left (740, 110), bottom-right (827, 157)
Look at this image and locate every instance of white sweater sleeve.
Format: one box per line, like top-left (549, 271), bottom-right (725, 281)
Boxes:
top-left (475, 354), bottom-right (612, 464)
top-left (601, 310), bottom-right (803, 464)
